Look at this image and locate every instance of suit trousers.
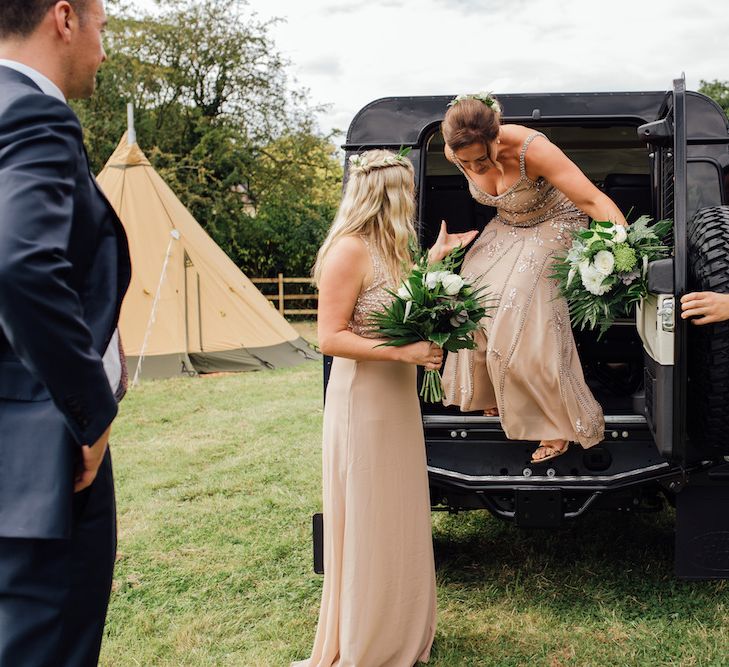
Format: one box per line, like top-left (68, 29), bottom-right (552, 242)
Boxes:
top-left (0, 449), bottom-right (116, 667)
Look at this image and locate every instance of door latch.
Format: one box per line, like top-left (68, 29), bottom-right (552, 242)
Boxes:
top-left (657, 297), bottom-right (675, 333)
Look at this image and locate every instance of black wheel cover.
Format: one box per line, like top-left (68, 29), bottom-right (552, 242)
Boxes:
top-left (687, 205), bottom-right (729, 455)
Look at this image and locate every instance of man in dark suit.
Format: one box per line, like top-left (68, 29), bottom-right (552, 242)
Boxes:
top-left (0, 1), bottom-right (130, 665)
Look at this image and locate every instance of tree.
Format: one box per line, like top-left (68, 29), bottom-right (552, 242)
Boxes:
top-left (699, 80), bottom-right (729, 118)
top-left (72, 0), bottom-right (342, 278)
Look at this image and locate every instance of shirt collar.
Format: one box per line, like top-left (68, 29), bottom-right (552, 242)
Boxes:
top-left (0, 59), bottom-right (66, 103)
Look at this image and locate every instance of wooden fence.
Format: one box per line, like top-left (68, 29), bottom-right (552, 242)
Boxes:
top-left (251, 274), bottom-right (318, 316)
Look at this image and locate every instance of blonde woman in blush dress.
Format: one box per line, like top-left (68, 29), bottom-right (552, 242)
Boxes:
top-left (293, 149), bottom-right (477, 667)
top-left (440, 94), bottom-right (628, 463)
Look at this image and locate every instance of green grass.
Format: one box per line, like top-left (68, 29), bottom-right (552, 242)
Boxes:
top-left (103, 362), bottom-right (729, 666)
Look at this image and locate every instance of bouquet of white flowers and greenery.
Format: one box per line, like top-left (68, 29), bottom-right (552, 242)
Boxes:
top-left (369, 246), bottom-right (492, 402)
top-left (552, 216), bottom-right (672, 337)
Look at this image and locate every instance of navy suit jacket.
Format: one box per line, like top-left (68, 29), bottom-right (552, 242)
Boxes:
top-left (0, 66), bottom-right (131, 539)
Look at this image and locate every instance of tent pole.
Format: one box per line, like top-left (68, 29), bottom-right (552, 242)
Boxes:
top-left (132, 230), bottom-right (180, 385)
top-left (127, 102), bottom-right (137, 146)
top-left (197, 273), bottom-right (203, 352)
top-left (183, 251), bottom-right (190, 353)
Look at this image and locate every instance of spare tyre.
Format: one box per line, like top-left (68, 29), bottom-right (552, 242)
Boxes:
top-left (687, 205), bottom-right (729, 456)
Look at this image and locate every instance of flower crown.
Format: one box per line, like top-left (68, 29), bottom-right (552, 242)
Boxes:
top-left (349, 146), bottom-right (412, 172)
top-left (448, 91), bottom-right (502, 114)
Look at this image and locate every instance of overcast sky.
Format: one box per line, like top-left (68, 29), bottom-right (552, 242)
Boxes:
top-left (137, 0), bottom-right (728, 141)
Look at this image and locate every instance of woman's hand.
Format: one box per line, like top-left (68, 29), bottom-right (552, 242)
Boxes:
top-left (398, 341), bottom-right (443, 370)
top-left (681, 291), bottom-right (729, 325)
top-left (428, 221), bottom-right (479, 264)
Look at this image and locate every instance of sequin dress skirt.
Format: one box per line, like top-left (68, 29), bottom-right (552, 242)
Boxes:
top-left (442, 204), bottom-right (605, 448)
top-left (293, 357), bottom-right (437, 667)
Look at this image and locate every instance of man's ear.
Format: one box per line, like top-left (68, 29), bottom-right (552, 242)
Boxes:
top-left (52, 2), bottom-right (75, 44)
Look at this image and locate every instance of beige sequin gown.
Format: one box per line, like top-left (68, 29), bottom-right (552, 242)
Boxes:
top-left (442, 132), bottom-right (605, 448)
top-left (293, 238), bottom-right (437, 667)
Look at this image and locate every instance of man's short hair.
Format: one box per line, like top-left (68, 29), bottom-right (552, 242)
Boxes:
top-left (0, 1), bottom-right (89, 40)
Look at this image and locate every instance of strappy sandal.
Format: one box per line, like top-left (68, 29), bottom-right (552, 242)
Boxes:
top-left (530, 440), bottom-right (570, 464)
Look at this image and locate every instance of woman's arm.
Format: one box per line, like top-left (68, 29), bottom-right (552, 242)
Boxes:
top-left (526, 136), bottom-right (628, 226)
top-left (318, 236), bottom-right (443, 368)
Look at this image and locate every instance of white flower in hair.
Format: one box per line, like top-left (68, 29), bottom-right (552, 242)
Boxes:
top-left (349, 154), bottom-right (368, 169)
top-left (448, 91), bottom-right (502, 114)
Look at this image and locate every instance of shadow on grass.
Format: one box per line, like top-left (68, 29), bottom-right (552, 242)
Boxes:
top-left (429, 509), bottom-right (729, 665)
top-left (433, 507), bottom-right (726, 620)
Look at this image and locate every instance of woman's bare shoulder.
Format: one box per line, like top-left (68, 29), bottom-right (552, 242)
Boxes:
top-left (501, 124), bottom-right (541, 143)
top-left (330, 234), bottom-right (368, 257)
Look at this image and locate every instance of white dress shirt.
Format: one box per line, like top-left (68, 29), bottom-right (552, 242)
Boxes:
top-left (0, 59), bottom-right (122, 393)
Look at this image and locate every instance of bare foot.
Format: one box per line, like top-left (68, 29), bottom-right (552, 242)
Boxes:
top-left (484, 407), bottom-right (499, 417)
top-left (531, 439), bottom-right (569, 464)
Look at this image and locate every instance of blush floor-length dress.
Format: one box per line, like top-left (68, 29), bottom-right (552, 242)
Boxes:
top-left (442, 132), bottom-right (605, 448)
top-left (293, 238), bottom-right (437, 667)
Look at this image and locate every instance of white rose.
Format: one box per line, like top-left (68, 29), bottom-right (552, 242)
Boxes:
top-left (593, 250), bottom-right (615, 276)
top-left (580, 263), bottom-right (611, 296)
top-left (424, 270), bottom-right (450, 290)
top-left (441, 273), bottom-right (465, 296)
top-left (612, 225), bottom-right (628, 243)
top-left (397, 283), bottom-right (411, 299)
top-left (424, 271), bottom-right (441, 289)
top-left (578, 258), bottom-right (590, 275)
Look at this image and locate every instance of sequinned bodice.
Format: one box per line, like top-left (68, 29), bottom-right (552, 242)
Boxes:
top-left (451, 132), bottom-right (582, 228)
top-left (349, 237), bottom-right (395, 338)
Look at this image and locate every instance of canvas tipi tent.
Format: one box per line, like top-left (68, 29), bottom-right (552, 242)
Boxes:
top-left (97, 132), bottom-right (318, 379)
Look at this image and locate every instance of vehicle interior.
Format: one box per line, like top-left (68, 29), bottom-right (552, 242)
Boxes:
top-left (419, 124), bottom-right (653, 421)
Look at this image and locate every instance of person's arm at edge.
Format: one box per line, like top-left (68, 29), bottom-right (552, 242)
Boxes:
top-left (681, 291), bottom-right (729, 325)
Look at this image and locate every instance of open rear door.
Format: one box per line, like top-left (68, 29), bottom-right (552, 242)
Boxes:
top-left (636, 75), bottom-right (689, 463)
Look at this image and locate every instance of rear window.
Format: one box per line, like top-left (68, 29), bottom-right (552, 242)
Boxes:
top-left (687, 160), bottom-right (724, 217)
top-left (421, 123), bottom-right (651, 246)
top-left (426, 124), bottom-right (650, 185)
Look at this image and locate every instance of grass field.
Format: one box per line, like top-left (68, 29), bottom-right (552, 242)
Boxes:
top-left (103, 354), bottom-right (729, 667)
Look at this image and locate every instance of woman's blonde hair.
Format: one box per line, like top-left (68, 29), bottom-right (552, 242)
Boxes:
top-left (313, 149), bottom-right (417, 286)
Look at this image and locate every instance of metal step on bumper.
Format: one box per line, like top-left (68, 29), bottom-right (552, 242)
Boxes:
top-left (423, 414), bottom-right (649, 427)
top-left (426, 461), bottom-right (673, 490)
top-left (422, 413), bottom-right (689, 491)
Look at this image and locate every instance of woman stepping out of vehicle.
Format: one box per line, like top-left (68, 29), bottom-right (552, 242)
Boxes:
top-left (293, 149), bottom-right (476, 667)
top-left (441, 93), bottom-right (628, 463)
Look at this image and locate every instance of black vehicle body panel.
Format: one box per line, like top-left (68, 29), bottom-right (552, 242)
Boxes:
top-left (319, 85), bottom-right (729, 579)
top-left (345, 92), bottom-right (728, 150)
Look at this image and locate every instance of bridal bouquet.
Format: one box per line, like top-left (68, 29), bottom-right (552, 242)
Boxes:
top-left (552, 216), bottom-right (672, 336)
top-left (369, 246), bottom-right (492, 402)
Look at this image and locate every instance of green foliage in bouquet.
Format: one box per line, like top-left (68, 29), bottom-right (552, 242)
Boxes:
top-left (551, 216), bottom-right (672, 337)
top-left (369, 245), bottom-right (493, 402)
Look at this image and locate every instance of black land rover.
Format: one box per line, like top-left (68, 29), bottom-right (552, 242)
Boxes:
top-left (319, 76), bottom-right (729, 580)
